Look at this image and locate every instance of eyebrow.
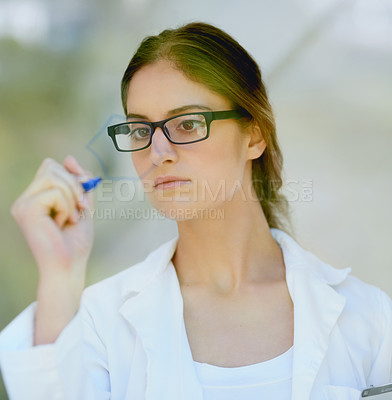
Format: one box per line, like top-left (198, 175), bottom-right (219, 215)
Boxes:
top-left (126, 104), bottom-right (213, 120)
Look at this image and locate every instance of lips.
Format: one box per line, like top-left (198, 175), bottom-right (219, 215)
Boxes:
top-left (153, 175), bottom-right (191, 189)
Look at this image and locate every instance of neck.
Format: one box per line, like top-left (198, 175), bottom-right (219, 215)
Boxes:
top-left (172, 197), bottom-right (285, 295)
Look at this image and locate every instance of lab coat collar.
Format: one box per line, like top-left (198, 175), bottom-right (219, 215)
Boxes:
top-left (119, 237), bottom-right (203, 400)
top-left (119, 237), bottom-right (179, 302)
top-left (271, 229), bottom-right (352, 398)
top-left (119, 229), bottom-right (351, 400)
top-left (118, 229), bottom-right (351, 299)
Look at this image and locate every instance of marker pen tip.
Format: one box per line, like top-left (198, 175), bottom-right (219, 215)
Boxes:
top-left (81, 177), bottom-right (102, 192)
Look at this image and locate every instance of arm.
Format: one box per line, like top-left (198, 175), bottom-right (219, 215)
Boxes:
top-left (0, 155), bottom-right (108, 399)
top-left (0, 301), bottom-right (110, 400)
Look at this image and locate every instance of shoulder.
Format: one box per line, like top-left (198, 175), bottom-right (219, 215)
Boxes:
top-left (338, 273), bottom-right (390, 308)
top-left (276, 227), bottom-right (392, 372)
top-left (272, 228), bottom-right (392, 333)
top-left (273, 228), bottom-right (391, 306)
top-left (336, 276), bottom-right (392, 380)
top-left (337, 274), bottom-right (392, 335)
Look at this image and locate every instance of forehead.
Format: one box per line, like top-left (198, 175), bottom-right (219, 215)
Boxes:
top-left (126, 60), bottom-right (231, 119)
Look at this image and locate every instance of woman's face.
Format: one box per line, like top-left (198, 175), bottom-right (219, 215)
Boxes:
top-left (127, 60), bottom-right (264, 220)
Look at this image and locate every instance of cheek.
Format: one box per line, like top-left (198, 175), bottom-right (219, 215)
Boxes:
top-left (195, 144), bottom-right (247, 198)
top-left (131, 153), bottom-right (142, 175)
top-left (206, 133), bottom-right (247, 176)
top-left (131, 152), bottom-right (152, 182)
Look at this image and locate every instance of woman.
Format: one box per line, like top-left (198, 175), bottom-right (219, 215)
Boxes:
top-left (0, 22), bottom-right (391, 400)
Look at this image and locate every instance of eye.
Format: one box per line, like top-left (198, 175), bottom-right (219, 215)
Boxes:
top-left (178, 119), bottom-right (205, 132)
top-left (131, 126), bottom-right (150, 140)
top-left (181, 120), bottom-right (197, 131)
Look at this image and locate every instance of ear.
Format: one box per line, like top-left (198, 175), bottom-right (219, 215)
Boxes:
top-left (246, 121), bottom-right (266, 160)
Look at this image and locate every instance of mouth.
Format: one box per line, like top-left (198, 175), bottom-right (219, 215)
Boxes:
top-left (153, 175), bottom-right (191, 190)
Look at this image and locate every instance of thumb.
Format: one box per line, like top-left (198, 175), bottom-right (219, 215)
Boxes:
top-left (64, 156), bottom-right (96, 211)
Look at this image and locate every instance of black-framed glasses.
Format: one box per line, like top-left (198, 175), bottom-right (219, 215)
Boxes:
top-left (107, 109), bottom-right (250, 152)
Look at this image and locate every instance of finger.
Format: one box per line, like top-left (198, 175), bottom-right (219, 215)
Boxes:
top-left (43, 189), bottom-right (73, 227)
top-left (16, 188), bottom-right (74, 229)
top-left (52, 167), bottom-right (86, 208)
top-left (35, 158), bottom-right (59, 179)
top-left (35, 158), bottom-right (89, 205)
top-left (21, 172), bottom-right (80, 214)
top-left (63, 156), bottom-right (94, 209)
top-left (64, 155), bottom-right (92, 181)
top-left (25, 161), bottom-right (86, 209)
top-left (12, 165), bottom-right (80, 227)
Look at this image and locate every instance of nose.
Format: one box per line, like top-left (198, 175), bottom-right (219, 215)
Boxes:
top-left (149, 127), bottom-right (178, 166)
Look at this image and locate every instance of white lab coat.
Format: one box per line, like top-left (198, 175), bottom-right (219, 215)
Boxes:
top-left (0, 228), bottom-right (391, 400)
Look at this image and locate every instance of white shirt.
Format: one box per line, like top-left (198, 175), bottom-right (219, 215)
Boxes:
top-left (0, 228), bottom-right (391, 400)
top-left (194, 346), bottom-right (293, 400)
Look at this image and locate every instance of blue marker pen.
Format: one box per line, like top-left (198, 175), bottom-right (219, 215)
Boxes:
top-left (81, 177), bottom-right (102, 192)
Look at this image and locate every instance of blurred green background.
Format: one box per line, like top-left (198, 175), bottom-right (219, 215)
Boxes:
top-left (1, 0), bottom-right (392, 397)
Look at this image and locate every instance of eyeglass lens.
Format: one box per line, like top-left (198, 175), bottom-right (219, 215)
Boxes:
top-left (113, 114), bottom-right (208, 151)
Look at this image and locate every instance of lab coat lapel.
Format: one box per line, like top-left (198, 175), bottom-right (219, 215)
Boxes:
top-left (275, 229), bottom-right (351, 400)
top-left (287, 265), bottom-right (347, 399)
top-left (118, 239), bottom-right (203, 400)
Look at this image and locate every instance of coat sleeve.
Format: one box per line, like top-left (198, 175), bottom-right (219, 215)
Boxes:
top-left (0, 301), bottom-right (110, 400)
top-left (367, 289), bottom-right (392, 386)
